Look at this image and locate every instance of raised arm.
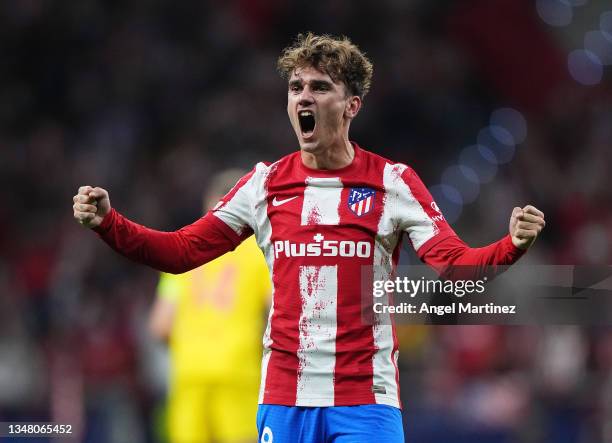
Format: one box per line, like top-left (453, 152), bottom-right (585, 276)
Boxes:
top-left (419, 205), bottom-right (545, 276)
top-left (397, 166), bottom-right (545, 279)
top-left (72, 185), bottom-right (247, 273)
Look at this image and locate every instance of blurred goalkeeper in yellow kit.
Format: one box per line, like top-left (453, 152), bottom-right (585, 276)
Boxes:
top-left (149, 169), bottom-right (271, 443)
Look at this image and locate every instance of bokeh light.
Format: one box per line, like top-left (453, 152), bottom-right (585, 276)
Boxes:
top-left (441, 108), bottom-right (527, 222)
top-left (428, 184), bottom-right (463, 224)
top-left (601, 11), bottom-right (612, 40)
top-left (536, 0), bottom-right (573, 27)
top-left (567, 49), bottom-right (604, 85)
top-left (441, 165), bottom-right (480, 204)
top-left (584, 30), bottom-right (612, 65)
top-left (490, 108), bottom-right (527, 145)
top-left (459, 145), bottom-right (499, 183)
top-left (560, 0), bottom-right (587, 6)
top-left (477, 126), bottom-right (516, 164)
top-left (488, 125), bottom-right (514, 146)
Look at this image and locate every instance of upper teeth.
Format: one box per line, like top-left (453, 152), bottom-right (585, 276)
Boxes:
top-left (299, 111), bottom-right (313, 117)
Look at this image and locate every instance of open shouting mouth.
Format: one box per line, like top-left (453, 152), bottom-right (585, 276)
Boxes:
top-left (298, 110), bottom-right (316, 137)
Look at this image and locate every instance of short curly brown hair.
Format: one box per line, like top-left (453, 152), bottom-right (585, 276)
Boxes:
top-left (277, 33), bottom-right (374, 98)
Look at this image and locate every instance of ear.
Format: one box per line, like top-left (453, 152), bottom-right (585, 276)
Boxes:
top-left (344, 95), bottom-right (362, 119)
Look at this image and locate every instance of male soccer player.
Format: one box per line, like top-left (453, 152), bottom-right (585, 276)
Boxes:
top-left (149, 169), bottom-right (270, 443)
top-left (73, 33), bottom-right (545, 442)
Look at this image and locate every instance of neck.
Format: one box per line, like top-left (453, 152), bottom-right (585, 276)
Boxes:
top-left (301, 138), bottom-right (355, 170)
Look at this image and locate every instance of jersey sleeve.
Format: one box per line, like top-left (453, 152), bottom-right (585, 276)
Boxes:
top-left (397, 166), bottom-right (526, 279)
top-left (420, 234), bottom-right (526, 280)
top-left (92, 166), bottom-right (264, 274)
top-left (93, 208), bottom-right (245, 274)
top-left (397, 166), bottom-right (457, 254)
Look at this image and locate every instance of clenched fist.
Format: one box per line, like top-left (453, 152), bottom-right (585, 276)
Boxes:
top-left (73, 186), bottom-right (111, 228)
top-left (509, 205), bottom-right (545, 250)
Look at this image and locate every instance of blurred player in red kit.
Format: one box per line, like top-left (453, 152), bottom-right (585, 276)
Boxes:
top-left (73, 33), bottom-right (545, 442)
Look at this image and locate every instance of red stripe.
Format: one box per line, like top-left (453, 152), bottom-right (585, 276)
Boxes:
top-left (262, 266), bottom-right (301, 404)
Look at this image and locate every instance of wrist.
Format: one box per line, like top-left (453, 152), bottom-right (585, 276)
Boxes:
top-left (93, 207), bottom-right (116, 234)
top-left (506, 235), bottom-right (528, 256)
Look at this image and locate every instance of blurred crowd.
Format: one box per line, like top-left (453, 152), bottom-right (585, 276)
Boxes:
top-left (1, 0), bottom-right (611, 442)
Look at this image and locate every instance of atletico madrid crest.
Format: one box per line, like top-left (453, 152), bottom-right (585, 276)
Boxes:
top-left (348, 188), bottom-right (375, 216)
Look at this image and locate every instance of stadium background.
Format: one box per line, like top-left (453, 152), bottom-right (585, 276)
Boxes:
top-left (1, 0), bottom-right (611, 442)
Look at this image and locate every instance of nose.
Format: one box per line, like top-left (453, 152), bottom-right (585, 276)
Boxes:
top-left (298, 86), bottom-right (314, 106)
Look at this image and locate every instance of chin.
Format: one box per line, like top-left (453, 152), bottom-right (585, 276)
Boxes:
top-left (298, 138), bottom-right (320, 153)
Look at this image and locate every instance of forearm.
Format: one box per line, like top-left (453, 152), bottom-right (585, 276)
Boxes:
top-left (420, 234), bottom-right (525, 280)
top-left (93, 208), bottom-right (242, 273)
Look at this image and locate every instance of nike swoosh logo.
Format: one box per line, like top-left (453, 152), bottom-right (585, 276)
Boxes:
top-left (272, 196), bottom-right (298, 207)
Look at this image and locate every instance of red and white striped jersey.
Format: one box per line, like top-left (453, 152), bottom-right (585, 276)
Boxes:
top-left (211, 143), bottom-right (457, 408)
top-left (95, 142), bottom-right (523, 407)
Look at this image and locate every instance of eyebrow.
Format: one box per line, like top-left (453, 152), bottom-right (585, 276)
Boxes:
top-left (288, 79), bottom-right (334, 88)
top-left (311, 80), bottom-right (333, 88)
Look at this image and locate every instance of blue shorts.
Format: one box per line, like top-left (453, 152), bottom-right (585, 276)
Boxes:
top-left (256, 404), bottom-right (404, 443)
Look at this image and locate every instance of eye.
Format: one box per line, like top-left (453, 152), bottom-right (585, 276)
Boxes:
top-left (289, 84), bottom-right (302, 93)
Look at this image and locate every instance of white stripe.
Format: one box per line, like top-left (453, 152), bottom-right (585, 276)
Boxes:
top-left (251, 162), bottom-right (278, 271)
top-left (384, 163), bottom-right (438, 251)
top-left (258, 347), bottom-right (272, 403)
top-left (296, 265), bottom-right (337, 406)
top-left (371, 253), bottom-right (400, 407)
top-left (367, 163), bottom-right (411, 408)
top-left (301, 177), bottom-right (342, 225)
top-left (358, 199), bottom-right (364, 215)
top-left (364, 196), bottom-right (371, 213)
